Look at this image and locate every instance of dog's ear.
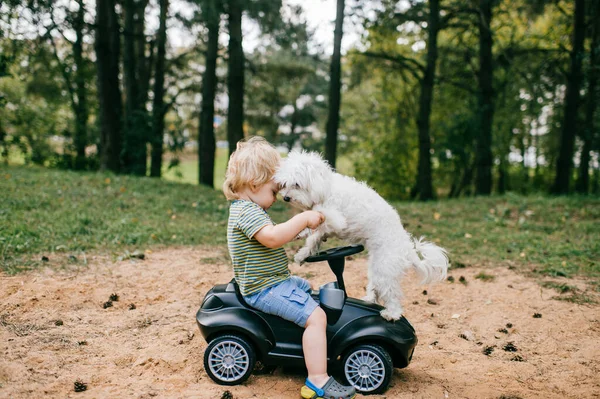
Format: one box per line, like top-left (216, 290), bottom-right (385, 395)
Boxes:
top-left (304, 152), bottom-right (333, 201)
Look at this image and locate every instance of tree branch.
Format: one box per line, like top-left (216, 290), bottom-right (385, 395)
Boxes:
top-left (436, 76), bottom-right (477, 94)
top-left (360, 50), bottom-right (425, 78)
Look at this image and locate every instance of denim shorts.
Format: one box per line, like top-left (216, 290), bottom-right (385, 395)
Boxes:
top-left (243, 276), bottom-right (319, 327)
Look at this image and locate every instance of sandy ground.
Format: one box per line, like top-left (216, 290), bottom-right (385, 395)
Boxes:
top-left (1, 247), bottom-right (599, 399)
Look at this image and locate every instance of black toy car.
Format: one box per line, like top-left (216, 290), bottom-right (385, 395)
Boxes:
top-left (196, 245), bottom-right (418, 394)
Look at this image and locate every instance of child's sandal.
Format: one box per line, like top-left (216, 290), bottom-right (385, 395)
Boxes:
top-left (300, 377), bottom-right (356, 399)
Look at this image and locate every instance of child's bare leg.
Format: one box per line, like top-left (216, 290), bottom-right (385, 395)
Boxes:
top-left (303, 307), bottom-right (329, 387)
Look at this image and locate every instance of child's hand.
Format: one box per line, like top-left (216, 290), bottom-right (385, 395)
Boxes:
top-left (304, 211), bottom-right (325, 229)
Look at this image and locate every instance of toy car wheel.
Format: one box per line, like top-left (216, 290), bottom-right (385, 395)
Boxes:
top-left (204, 334), bottom-right (256, 385)
top-left (342, 344), bottom-right (393, 394)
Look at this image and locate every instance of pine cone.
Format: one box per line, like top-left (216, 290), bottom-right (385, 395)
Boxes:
top-left (74, 380), bottom-right (87, 392)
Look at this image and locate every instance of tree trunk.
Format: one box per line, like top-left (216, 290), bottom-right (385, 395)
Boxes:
top-left (593, 165), bottom-right (600, 194)
top-left (136, 0), bottom-right (151, 107)
top-left (325, 0), bottom-right (344, 169)
top-left (73, 0), bottom-right (88, 170)
top-left (123, 0), bottom-right (138, 167)
top-left (227, 0), bottom-right (244, 156)
top-left (122, 0), bottom-right (147, 176)
top-left (576, 0), bottom-right (599, 194)
top-left (552, 0), bottom-right (585, 194)
top-left (0, 123), bottom-right (8, 165)
top-left (497, 152), bottom-right (508, 194)
top-left (198, 1), bottom-right (219, 187)
top-left (290, 101), bottom-right (298, 138)
top-left (497, 125), bottom-right (513, 194)
top-left (533, 129), bottom-right (540, 187)
top-left (450, 158), bottom-right (474, 198)
top-left (150, 0), bottom-right (168, 178)
top-left (414, 0), bottom-right (440, 201)
top-left (95, 0), bottom-right (122, 173)
top-left (521, 127), bottom-right (529, 192)
top-left (461, 161), bottom-right (475, 197)
top-left (475, 0), bottom-right (494, 195)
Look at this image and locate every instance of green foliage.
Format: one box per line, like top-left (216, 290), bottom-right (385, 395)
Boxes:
top-left (341, 0), bottom-right (579, 197)
top-left (1, 0), bottom-right (597, 198)
top-left (0, 27), bottom-right (88, 167)
top-left (0, 75), bottom-right (69, 165)
top-left (245, 2), bottom-right (329, 150)
top-left (342, 70), bottom-right (419, 199)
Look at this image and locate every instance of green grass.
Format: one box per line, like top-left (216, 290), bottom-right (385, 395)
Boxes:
top-left (474, 271), bottom-right (496, 282)
top-left (540, 281), bottom-right (597, 304)
top-left (541, 281), bottom-right (578, 294)
top-left (552, 292), bottom-right (597, 305)
top-left (0, 164), bottom-right (292, 273)
top-left (1, 165), bottom-right (600, 281)
top-left (400, 193), bottom-right (600, 278)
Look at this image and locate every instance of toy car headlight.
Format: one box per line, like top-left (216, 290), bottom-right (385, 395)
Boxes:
top-left (202, 294), bottom-right (224, 311)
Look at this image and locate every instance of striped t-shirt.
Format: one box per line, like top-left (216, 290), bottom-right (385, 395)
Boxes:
top-left (227, 200), bottom-right (290, 296)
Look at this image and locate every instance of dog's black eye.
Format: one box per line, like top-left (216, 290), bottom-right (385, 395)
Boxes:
top-left (294, 183), bottom-right (300, 189)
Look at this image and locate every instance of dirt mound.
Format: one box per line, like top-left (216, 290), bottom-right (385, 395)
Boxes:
top-left (1, 247), bottom-right (599, 398)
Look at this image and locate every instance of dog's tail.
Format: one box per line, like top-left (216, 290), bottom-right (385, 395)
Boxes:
top-left (410, 236), bottom-right (449, 284)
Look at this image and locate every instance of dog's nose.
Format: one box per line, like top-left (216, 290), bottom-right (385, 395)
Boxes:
top-left (283, 196), bottom-right (290, 202)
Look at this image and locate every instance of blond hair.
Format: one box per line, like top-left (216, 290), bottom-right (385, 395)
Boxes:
top-left (222, 137), bottom-right (281, 200)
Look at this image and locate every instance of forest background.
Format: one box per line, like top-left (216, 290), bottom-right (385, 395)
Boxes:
top-left (1, 0), bottom-right (599, 200)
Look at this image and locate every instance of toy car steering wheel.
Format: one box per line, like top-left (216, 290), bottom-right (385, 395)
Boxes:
top-left (305, 245), bottom-right (364, 263)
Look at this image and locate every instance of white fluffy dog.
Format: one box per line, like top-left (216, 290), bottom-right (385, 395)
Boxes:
top-left (275, 150), bottom-right (449, 320)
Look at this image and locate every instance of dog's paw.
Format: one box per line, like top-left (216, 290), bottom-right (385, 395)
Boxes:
top-left (380, 308), bottom-right (403, 321)
top-left (362, 294), bottom-right (377, 304)
top-left (294, 248), bottom-right (311, 265)
top-left (295, 228), bottom-right (312, 241)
